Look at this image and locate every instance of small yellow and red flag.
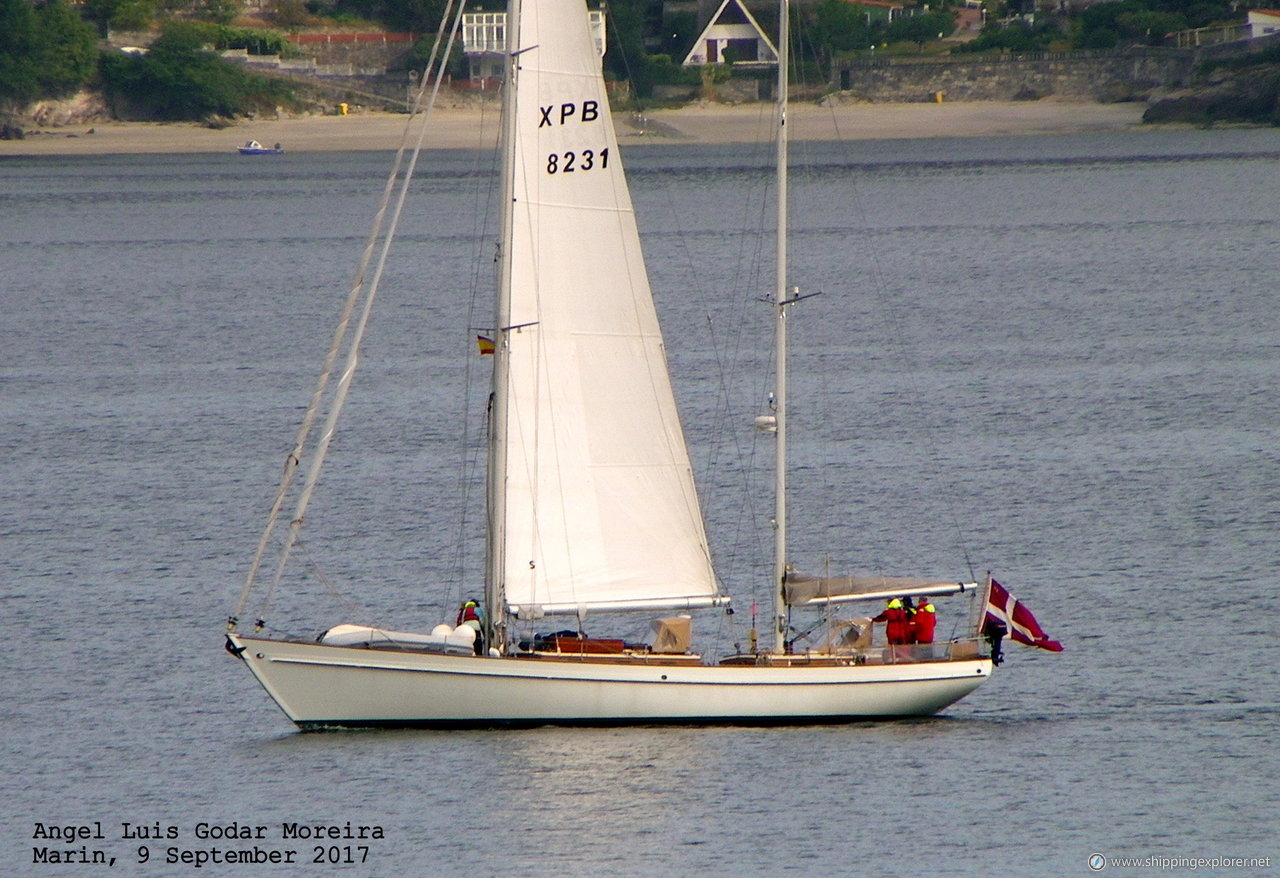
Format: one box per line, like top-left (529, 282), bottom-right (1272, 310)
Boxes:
top-left (476, 335), bottom-right (495, 355)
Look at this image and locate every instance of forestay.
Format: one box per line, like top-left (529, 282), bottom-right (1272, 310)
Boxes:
top-left (496, 0), bottom-right (722, 617)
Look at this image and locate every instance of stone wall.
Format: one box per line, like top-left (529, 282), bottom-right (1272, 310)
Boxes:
top-left (835, 48), bottom-right (1198, 103)
top-left (286, 32), bottom-right (417, 71)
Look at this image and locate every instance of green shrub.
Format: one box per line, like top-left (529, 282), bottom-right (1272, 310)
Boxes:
top-left (0, 0), bottom-right (98, 107)
top-left (951, 21), bottom-right (1059, 54)
top-left (154, 20), bottom-right (292, 56)
top-left (645, 54), bottom-right (701, 87)
top-left (99, 24), bottom-right (295, 120)
top-left (1079, 27), bottom-right (1119, 48)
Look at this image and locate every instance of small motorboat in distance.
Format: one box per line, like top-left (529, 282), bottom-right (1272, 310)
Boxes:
top-left (237, 140), bottom-right (283, 155)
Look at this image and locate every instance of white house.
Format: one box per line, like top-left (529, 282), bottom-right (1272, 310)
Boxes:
top-left (681, 0), bottom-right (778, 67)
top-left (462, 10), bottom-right (606, 82)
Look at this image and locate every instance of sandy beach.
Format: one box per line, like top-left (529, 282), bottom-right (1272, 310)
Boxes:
top-left (0, 100), bottom-right (1150, 156)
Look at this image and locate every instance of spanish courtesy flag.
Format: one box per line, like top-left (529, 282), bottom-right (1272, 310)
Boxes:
top-left (476, 335), bottom-right (494, 355)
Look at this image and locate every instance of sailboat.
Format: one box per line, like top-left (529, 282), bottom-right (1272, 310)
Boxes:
top-left (224, 0), bottom-right (997, 728)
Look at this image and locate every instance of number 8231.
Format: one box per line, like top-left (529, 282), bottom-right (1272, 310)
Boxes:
top-left (546, 148), bottom-right (610, 175)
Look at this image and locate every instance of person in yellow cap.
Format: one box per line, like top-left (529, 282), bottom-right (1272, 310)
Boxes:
top-left (872, 597), bottom-right (911, 645)
top-left (911, 596), bottom-right (936, 644)
top-left (456, 599), bottom-right (485, 654)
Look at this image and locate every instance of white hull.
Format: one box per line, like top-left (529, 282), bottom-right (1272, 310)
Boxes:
top-left (228, 635), bottom-right (991, 728)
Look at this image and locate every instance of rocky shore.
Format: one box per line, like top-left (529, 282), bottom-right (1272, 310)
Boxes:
top-left (1143, 61), bottom-right (1280, 126)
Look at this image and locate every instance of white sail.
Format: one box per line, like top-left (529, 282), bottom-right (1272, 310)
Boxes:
top-left (496, 0), bottom-right (721, 616)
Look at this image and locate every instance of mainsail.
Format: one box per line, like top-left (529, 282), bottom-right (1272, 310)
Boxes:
top-left (493, 0), bottom-right (721, 617)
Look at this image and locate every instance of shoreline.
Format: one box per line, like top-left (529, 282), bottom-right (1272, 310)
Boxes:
top-left (0, 100), bottom-right (1151, 156)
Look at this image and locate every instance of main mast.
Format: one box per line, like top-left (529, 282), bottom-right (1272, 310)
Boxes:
top-left (486, 0), bottom-right (523, 654)
top-left (772, 0), bottom-right (790, 654)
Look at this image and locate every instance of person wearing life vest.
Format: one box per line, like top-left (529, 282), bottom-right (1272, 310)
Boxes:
top-left (872, 598), bottom-right (911, 645)
top-left (911, 596), bottom-right (937, 644)
top-left (456, 599), bottom-right (485, 654)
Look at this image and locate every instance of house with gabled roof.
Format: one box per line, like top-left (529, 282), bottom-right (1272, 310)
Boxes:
top-left (681, 0), bottom-right (778, 67)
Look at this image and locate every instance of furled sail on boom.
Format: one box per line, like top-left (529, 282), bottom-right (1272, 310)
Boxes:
top-left (784, 573), bottom-right (976, 607)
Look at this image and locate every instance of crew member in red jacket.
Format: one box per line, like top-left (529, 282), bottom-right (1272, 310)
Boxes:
top-left (456, 599), bottom-right (485, 654)
top-left (911, 596), bottom-right (937, 644)
top-left (872, 598), bottom-right (911, 645)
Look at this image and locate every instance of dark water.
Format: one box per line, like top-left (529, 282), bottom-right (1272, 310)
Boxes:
top-left (3, 126), bottom-right (1278, 876)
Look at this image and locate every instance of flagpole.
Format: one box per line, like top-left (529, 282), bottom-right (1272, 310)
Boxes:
top-left (974, 570), bottom-right (993, 638)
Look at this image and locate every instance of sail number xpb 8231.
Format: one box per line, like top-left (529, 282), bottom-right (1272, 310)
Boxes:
top-left (540, 101), bottom-right (608, 175)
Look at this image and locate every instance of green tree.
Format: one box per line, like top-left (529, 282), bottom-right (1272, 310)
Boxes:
top-left (270, 0), bottom-right (314, 29)
top-left (0, 0), bottom-right (40, 108)
top-left (82, 0), bottom-right (156, 34)
top-left (192, 0), bottom-right (240, 26)
top-left (1116, 9), bottom-right (1186, 43)
top-left (33, 0), bottom-right (99, 93)
top-left (1079, 26), bottom-right (1119, 48)
top-left (329, 0), bottom-right (448, 33)
top-left (0, 0), bottom-right (98, 109)
top-left (809, 0), bottom-right (875, 57)
top-left (661, 10), bottom-right (697, 61)
top-left (1071, 0), bottom-right (1234, 48)
top-left (951, 19), bottom-right (1059, 53)
top-left (99, 22), bottom-right (293, 119)
top-left (886, 10), bottom-right (955, 49)
top-left (1168, 0), bottom-right (1232, 29)
top-left (403, 33), bottom-right (466, 79)
top-left (602, 0), bottom-right (653, 97)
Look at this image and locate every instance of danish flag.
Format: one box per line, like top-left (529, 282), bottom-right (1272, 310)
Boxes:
top-left (985, 579), bottom-right (1063, 652)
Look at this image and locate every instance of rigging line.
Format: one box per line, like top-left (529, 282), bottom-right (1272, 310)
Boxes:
top-left (865, 254), bottom-right (979, 582)
top-left (677, 122), bottom-right (781, 612)
top-left (246, 524), bottom-right (370, 629)
top-left (249, 0), bottom-right (467, 624)
top-left (684, 107), bottom-right (776, 598)
top-left (721, 107), bottom-right (778, 580)
top-left (442, 101), bottom-right (505, 615)
top-left (234, 189), bottom-right (396, 621)
top-left (778, 0), bottom-right (976, 581)
top-left (638, 126), bottom-right (765, 595)
top-left (530, 317), bottom-right (581, 610)
top-left (293, 536), bottom-right (369, 622)
top-left (588, 128), bottom-right (708, 579)
top-left (235, 5), bottom-right (460, 623)
top-left (828, 150), bottom-right (979, 584)
top-left (636, 123), bottom-right (775, 597)
top-left (435, 56), bottom-right (500, 615)
top-left (611, 198), bottom-right (702, 555)
top-left (788, 4), bottom-right (842, 156)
